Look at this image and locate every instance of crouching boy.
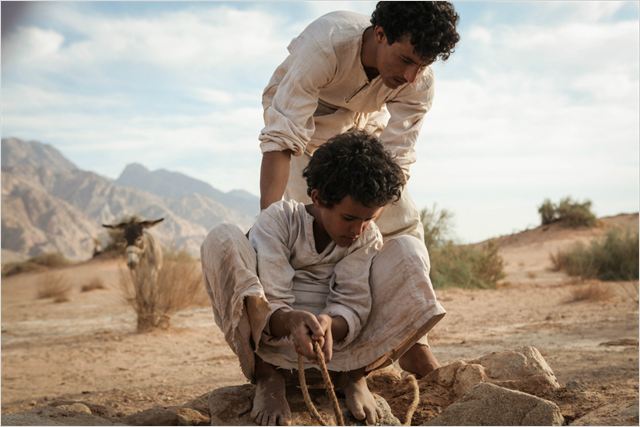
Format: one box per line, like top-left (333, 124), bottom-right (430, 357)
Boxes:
top-left (201, 131), bottom-right (445, 426)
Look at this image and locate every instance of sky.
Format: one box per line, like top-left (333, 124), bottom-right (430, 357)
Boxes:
top-left (2, 1), bottom-right (639, 243)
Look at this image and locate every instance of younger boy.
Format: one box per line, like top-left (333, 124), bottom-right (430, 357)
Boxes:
top-left (201, 131), bottom-right (445, 426)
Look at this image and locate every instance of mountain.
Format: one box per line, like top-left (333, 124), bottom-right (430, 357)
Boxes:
top-left (115, 163), bottom-right (258, 217)
top-left (1, 138), bottom-right (259, 261)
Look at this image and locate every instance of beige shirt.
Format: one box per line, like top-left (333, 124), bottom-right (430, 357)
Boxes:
top-left (259, 10), bottom-right (435, 177)
top-left (248, 199), bottom-right (383, 347)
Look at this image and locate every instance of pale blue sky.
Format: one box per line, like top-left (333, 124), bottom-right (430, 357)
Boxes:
top-left (2, 1), bottom-right (639, 243)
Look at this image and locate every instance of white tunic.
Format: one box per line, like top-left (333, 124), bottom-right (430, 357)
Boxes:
top-left (249, 199), bottom-right (383, 347)
top-left (258, 11), bottom-right (434, 240)
top-left (259, 10), bottom-right (434, 177)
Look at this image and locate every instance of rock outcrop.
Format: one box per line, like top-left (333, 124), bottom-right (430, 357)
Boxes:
top-left (426, 382), bottom-right (564, 425)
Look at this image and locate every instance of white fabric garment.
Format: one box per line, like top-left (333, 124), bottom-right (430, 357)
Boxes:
top-left (259, 10), bottom-right (434, 177)
top-left (201, 220), bottom-right (446, 379)
top-left (258, 10), bottom-right (433, 239)
top-left (249, 199), bottom-right (383, 348)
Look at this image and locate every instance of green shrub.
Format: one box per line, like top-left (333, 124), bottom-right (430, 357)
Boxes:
top-left (430, 241), bottom-right (505, 289)
top-left (420, 204), bottom-right (454, 249)
top-left (537, 196), bottom-right (597, 228)
top-left (421, 204), bottom-right (505, 289)
top-left (551, 229), bottom-right (639, 281)
top-left (538, 199), bottom-right (556, 225)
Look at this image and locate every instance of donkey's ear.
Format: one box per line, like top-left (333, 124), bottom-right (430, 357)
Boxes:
top-left (103, 221), bottom-right (128, 229)
top-left (141, 218), bottom-right (164, 228)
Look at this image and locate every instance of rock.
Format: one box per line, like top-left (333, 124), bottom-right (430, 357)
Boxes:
top-left (207, 383), bottom-right (400, 426)
top-left (125, 407), bottom-right (178, 426)
top-left (426, 382), bottom-right (564, 426)
top-left (427, 360), bottom-right (488, 398)
top-left (1, 406), bottom-right (118, 426)
top-left (469, 346), bottom-right (560, 395)
top-left (571, 401), bottom-right (638, 425)
top-left (175, 407), bottom-right (210, 426)
top-left (55, 403), bottom-right (92, 415)
top-left (124, 406), bottom-right (209, 426)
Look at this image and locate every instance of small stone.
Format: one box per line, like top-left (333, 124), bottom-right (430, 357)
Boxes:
top-left (56, 403), bottom-right (93, 415)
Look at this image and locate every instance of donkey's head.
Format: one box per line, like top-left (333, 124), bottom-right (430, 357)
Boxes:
top-left (102, 217), bottom-right (164, 269)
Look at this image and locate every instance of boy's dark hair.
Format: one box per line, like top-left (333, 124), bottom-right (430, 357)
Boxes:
top-left (371, 1), bottom-right (460, 62)
top-left (303, 131), bottom-right (406, 208)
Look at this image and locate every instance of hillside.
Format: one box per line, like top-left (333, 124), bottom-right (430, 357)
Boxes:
top-left (1, 138), bottom-right (259, 260)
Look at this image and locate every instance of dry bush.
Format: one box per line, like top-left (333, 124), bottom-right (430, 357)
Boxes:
top-left (537, 196), bottom-right (597, 228)
top-left (421, 204), bottom-right (505, 289)
top-left (430, 241), bottom-right (505, 289)
top-left (36, 272), bottom-right (71, 302)
top-left (564, 282), bottom-right (615, 304)
top-left (81, 277), bottom-right (106, 292)
top-left (551, 229), bottom-right (639, 280)
top-left (119, 257), bottom-right (207, 332)
top-left (2, 252), bottom-right (71, 277)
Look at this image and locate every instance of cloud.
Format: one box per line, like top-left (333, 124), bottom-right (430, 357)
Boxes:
top-left (409, 7), bottom-right (639, 242)
top-left (2, 2), bottom-right (638, 243)
top-left (2, 26), bottom-right (64, 65)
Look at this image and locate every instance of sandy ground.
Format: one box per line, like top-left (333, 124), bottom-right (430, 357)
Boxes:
top-left (1, 214), bottom-right (638, 424)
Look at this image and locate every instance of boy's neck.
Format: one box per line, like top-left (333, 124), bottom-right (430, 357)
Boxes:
top-left (305, 204), bottom-right (332, 253)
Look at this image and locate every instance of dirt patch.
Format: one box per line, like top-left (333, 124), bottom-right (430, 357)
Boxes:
top-left (2, 219), bottom-right (638, 425)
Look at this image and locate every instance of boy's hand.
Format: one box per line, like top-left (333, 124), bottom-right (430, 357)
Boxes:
top-left (316, 314), bottom-right (333, 362)
top-left (285, 310), bottom-right (325, 360)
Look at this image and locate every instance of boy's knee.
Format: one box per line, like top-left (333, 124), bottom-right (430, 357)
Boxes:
top-left (201, 223), bottom-right (245, 259)
top-left (373, 235), bottom-right (430, 275)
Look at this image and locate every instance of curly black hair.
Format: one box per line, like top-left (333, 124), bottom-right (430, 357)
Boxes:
top-left (371, 1), bottom-right (460, 62)
top-left (303, 131), bottom-right (406, 208)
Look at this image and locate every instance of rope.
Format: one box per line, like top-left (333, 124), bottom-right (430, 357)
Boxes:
top-left (403, 374), bottom-right (419, 426)
top-left (297, 343), bottom-right (422, 426)
top-left (298, 341), bottom-right (344, 426)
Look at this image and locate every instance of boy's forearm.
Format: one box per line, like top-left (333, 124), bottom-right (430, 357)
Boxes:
top-left (330, 315), bottom-right (348, 342)
top-left (269, 308), bottom-right (291, 338)
top-left (260, 150), bottom-right (292, 210)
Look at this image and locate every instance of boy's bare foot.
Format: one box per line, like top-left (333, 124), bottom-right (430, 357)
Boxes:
top-left (342, 369), bottom-right (381, 425)
top-left (251, 357), bottom-right (291, 426)
top-left (399, 343), bottom-right (440, 378)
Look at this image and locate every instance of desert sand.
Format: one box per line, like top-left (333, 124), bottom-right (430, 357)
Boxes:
top-left (1, 214), bottom-right (638, 425)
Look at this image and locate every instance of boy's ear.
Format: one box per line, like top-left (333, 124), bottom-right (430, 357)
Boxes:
top-left (374, 25), bottom-right (387, 43)
top-left (310, 189), bottom-right (321, 206)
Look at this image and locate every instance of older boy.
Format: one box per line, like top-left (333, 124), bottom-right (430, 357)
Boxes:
top-left (258, 1), bottom-right (460, 377)
top-left (201, 131), bottom-right (445, 426)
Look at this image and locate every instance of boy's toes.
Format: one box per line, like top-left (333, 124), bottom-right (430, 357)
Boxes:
top-left (277, 413), bottom-right (292, 426)
top-left (348, 400), bottom-right (366, 421)
top-left (364, 405), bottom-right (377, 425)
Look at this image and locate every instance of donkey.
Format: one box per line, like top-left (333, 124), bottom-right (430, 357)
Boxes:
top-left (102, 217), bottom-right (164, 283)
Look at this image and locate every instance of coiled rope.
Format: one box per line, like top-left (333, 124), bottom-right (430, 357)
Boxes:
top-left (297, 342), bottom-right (420, 426)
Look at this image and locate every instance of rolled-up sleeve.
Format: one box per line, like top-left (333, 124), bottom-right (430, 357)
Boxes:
top-left (380, 68), bottom-right (435, 179)
top-left (322, 226), bottom-right (383, 348)
top-left (259, 36), bottom-right (337, 156)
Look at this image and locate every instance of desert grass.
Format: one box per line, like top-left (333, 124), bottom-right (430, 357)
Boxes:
top-left (119, 254), bottom-right (207, 332)
top-left (81, 277), bottom-right (106, 292)
top-left (430, 241), bottom-right (505, 289)
top-left (551, 228), bottom-right (639, 281)
top-left (564, 282), bottom-right (615, 304)
top-left (421, 204), bottom-right (505, 289)
top-left (2, 252), bottom-right (71, 277)
top-left (538, 196), bottom-right (597, 228)
top-left (36, 272), bottom-right (71, 302)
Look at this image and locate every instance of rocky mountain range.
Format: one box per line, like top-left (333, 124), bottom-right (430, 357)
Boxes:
top-left (1, 137), bottom-right (258, 261)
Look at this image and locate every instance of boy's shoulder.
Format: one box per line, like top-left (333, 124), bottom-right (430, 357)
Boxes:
top-left (261, 199), bottom-right (306, 223)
